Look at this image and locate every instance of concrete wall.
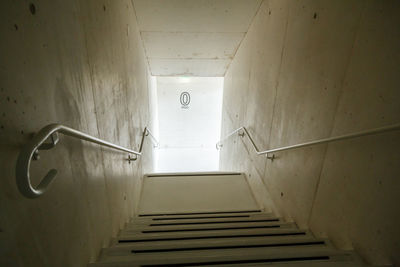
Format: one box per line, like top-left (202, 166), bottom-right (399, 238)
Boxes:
top-left (0, 0), bottom-right (153, 266)
top-left (219, 0), bottom-right (400, 265)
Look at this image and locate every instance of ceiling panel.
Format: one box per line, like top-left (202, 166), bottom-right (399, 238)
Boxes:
top-left (142, 32), bottom-right (244, 59)
top-left (132, 0), bottom-right (262, 76)
top-left (133, 0), bottom-right (262, 32)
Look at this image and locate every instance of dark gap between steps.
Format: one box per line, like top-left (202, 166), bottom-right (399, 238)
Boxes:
top-left (142, 225), bottom-right (280, 233)
top-left (141, 256), bottom-right (330, 266)
top-left (149, 219), bottom-right (279, 226)
top-left (152, 215), bottom-right (251, 220)
top-left (139, 210), bottom-right (261, 217)
top-left (131, 241), bottom-right (325, 253)
top-left (118, 232), bottom-right (306, 243)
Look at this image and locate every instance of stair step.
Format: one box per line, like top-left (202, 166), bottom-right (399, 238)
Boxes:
top-left (90, 260), bottom-right (365, 267)
top-left (137, 210), bottom-right (262, 217)
top-left (121, 228), bottom-right (300, 237)
top-left (92, 208), bottom-right (366, 267)
top-left (113, 233), bottom-right (317, 247)
top-left (202, 262), bottom-right (366, 267)
top-left (121, 222), bottom-right (296, 235)
top-left (132, 214), bottom-right (279, 225)
top-left (102, 236), bottom-right (327, 256)
top-left (117, 228), bottom-right (311, 242)
top-left (125, 221), bottom-right (290, 231)
top-left (145, 219), bottom-right (280, 226)
top-left (144, 172), bottom-right (243, 178)
top-left (90, 246), bottom-right (356, 266)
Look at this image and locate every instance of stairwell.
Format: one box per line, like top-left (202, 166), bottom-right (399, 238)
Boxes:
top-left (90, 173), bottom-right (366, 266)
top-left (2, 1), bottom-right (399, 266)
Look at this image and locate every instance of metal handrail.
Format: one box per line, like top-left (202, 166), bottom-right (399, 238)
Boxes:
top-left (16, 123), bottom-right (159, 199)
top-left (217, 123), bottom-right (400, 160)
top-left (144, 128), bottom-right (160, 149)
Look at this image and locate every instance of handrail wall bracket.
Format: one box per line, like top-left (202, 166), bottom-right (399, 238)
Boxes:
top-left (266, 154), bottom-right (275, 161)
top-left (126, 154), bottom-right (138, 164)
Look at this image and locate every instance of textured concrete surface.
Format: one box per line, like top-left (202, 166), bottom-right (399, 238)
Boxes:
top-left (132, 0), bottom-right (262, 76)
top-left (309, 1), bottom-right (400, 264)
top-left (0, 1), bottom-right (153, 266)
top-left (219, 0), bottom-right (400, 265)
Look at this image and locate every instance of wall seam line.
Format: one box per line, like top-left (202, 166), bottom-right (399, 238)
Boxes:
top-left (130, 0), bottom-right (154, 76)
top-left (260, 0), bottom-right (290, 221)
top-left (223, 0), bottom-right (264, 77)
top-left (306, 1), bottom-right (369, 229)
top-left (265, 2), bottom-right (290, 152)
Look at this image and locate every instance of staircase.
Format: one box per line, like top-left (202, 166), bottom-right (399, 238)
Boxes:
top-left (90, 210), bottom-right (366, 266)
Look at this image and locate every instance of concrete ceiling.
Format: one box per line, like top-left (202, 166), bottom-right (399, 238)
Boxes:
top-left (132, 0), bottom-right (262, 77)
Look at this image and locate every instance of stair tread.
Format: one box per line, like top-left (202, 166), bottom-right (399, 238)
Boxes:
top-left (137, 210), bottom-right (264, 218)
top-left (91, 209), bottom-right (365, 267)
top-left (118, 228), bottom-right (309, 240)
top-left (204, 262), bottom-right (366, 267)
top-left (90, 261), bottom-right (365, 267)
top-left (124, 221), bottom-right (293, 232)
top-left (103, 236), bottom-right (327, 256)
top-left (94, 246), bottom-right (356, 264)
top-left (204, 263), bottom-right (365, 267)
top-left (113, 235), bottom-right (323, 248)
top-left (132, 214), bottom-right (279, 224)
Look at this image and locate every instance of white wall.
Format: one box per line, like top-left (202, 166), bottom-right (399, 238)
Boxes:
top-left (138, 174), bottom-right (259, 214)
top-left (156, 77), bottom-right (223, 172)
top-left (147, 75), bottom-right (159, 172)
